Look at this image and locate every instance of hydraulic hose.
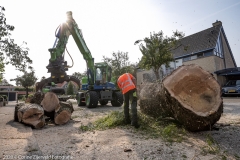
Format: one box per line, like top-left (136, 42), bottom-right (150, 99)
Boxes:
top-left (66, 47), bottom-right (74, 68)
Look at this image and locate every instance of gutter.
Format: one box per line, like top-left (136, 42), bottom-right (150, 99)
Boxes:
top-left (174, 48), bottom-right (215, 59)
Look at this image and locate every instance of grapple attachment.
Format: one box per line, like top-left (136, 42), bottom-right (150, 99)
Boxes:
top-left (36, 75), bottom-right (81, 92)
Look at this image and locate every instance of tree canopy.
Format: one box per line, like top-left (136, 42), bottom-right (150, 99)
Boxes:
top-left (103, 51), bottom-right (138, 83)
top-left (11, 70), bottom-right (37, 98)
top-left (0, 6), bottom-right (33, 81)
top-left (135, 30), bottom-right (184, 80)
top-left (66, 82), bottom-right (74, 95)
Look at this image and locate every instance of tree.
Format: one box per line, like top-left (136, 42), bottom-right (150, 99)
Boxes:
top-left (0, 78), bottom-right (8, 85)
top-left (66, 82), bottom-right (74, 95)
top-left (134, 30), bottom-right (184, 80)
top-left (0, 6), bottom-right (33, 75)
top-left (11, 70), bottom-right (37, 98)
top-left (0, 59), bottom-right (4, 82)
top-left (103, 51), bottom-right (138, 83)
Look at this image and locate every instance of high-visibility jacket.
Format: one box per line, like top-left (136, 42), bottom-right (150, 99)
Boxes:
top-left (117, 73), bottom-right (136, 94)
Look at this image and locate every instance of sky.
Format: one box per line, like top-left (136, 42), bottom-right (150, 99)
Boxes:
top-left (1, 0), bottom-right (240, 85)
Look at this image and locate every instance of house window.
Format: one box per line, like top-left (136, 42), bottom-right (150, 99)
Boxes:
top-left (183, 56), bottom-right (191, 62)
top-left (191, 55), bottom-right (197, 60)
top-left (197, 53), bottom-right (203, 58)
top-left (175, 59), bottom-right (182, 68)
top-left (215, 34), bottom-right (223, 58)
top-left (204, 50), bottom-right (213, 57)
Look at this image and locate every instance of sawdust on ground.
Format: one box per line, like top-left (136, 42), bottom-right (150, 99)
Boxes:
top-left (1, 97), bottom-right (240, 160)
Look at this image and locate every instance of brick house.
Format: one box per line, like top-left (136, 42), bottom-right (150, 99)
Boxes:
top-left (137, 20), bottom-right (239, 87)
top-left (0, 85), bottom-right (18, 101)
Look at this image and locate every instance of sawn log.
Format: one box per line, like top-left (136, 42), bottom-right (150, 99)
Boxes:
top-left (14, 103), bottom-right (45, 129)
top-left (41, 92), bottom-right (59, 112)
top-left (139, 64), bottom-right (223, 131)
top-left (54, 101), bottom-right (74, 125)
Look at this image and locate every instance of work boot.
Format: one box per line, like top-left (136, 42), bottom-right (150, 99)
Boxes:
top-left (124, 106), bottom-right (130, 124)
top-left (131, 97), bottom-right (139, 128)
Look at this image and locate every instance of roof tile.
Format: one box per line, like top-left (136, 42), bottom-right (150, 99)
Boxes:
top-left (172, 24), bottom-right (222, 58)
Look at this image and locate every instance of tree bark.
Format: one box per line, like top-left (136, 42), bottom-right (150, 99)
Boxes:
top-left (54, 101), bottom-right (74, 125)
top-left (30, 91), bottom-right (45, 105)
top-left (41, 92), bottom-right (59, 112)
top-left (26, 87), bottom-right (29, 98)
top-left (14, 103), bottom-right (45, 129)
top-left (138, 64), bottom-right (223, 132)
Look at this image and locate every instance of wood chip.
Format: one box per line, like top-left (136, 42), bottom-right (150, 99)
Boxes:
top-left (124, 149), bottom-right (132, 152)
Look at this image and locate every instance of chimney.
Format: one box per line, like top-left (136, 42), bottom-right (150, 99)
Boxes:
top-left (212, 20), bottom-right (222, 27)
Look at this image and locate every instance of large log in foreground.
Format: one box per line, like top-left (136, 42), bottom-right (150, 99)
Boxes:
top-left (163, 64), bottom-right (223, 131)
top-left (139, 64), bottom-right (223, 132)
top-left (139, 82), bottom-right (171, 118)
top-left (54, 101), bottom-right (74, 125)
top-left (14, 103), bottom-right (45, 129)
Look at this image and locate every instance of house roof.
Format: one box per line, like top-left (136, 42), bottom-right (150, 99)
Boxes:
top-left (172, 21), bottom-right (222, 58)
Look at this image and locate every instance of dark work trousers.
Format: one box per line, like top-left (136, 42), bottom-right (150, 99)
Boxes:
top-left (123, 89), bottom-right (138, 125)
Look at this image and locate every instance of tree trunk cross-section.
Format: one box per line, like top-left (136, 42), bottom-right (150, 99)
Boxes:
top-left (41, 92), bottom-right (59, 112)
top-left (139, 64), bottom-right (223, 132)
top-left (163, 64), bottom-right (223, 131)
top-left (54, 101), bottom-right (74, 125)
top-left (14, 103), bottom-right (45, 129)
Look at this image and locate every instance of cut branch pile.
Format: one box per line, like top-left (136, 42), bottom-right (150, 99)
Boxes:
top-left (138, 64), bottom-right (223, 132)
top-left (14, 91), bottom-right (74, 129)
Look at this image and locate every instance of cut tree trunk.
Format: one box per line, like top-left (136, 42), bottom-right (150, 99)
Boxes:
top-left (14, 103), bottom-right (45, 129)
top-left (139, 82), bottom-right (172, 118)
top-left (138, 64), bottom-right (223, 132)
top-left (54, 101), bottom-right (74, 125)
top-left (41, 92), bottom-right (59, 112)
top-left (30, 91), bottom-right (45, 105)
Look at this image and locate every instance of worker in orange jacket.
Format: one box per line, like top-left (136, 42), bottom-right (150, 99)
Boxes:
top-left (117, 73), bottom-right (139, 128)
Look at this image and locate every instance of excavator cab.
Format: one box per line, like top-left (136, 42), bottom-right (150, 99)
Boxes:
top-left (81, 62), bottom-right (112, 90)
top-left (94, 62), bottom-right (112, 85)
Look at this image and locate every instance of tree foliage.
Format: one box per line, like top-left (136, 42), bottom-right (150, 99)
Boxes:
top-left (0, 78), bottom-right (9, 85)
top-left (135, 30), bottom-right (184, 79)
top-left (103, 51), bottom-right (138, 83)
top-left (11, 71), bottom-right (37, 98)
top-left (0, 60), bottom-right (4, 82)
top-left (67, 82), bottom-right (74, 95)
top-left (0, 6), bottom-right (33, 75)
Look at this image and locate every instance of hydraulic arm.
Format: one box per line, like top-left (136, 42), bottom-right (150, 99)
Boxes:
top-left (64, 11), bottom-right (95, 86)
top-left (37, 11), bottom-right (95, 91)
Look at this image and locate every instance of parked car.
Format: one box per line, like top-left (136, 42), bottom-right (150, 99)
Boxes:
top-left (222, 80), bottom-right (240, 97)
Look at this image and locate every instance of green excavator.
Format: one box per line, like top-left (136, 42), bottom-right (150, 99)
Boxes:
top-left (36, 11), bottom-right (123, 108)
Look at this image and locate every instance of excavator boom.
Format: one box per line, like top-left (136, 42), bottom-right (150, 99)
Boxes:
top-left (36, 11), bottom-right (94, 91)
